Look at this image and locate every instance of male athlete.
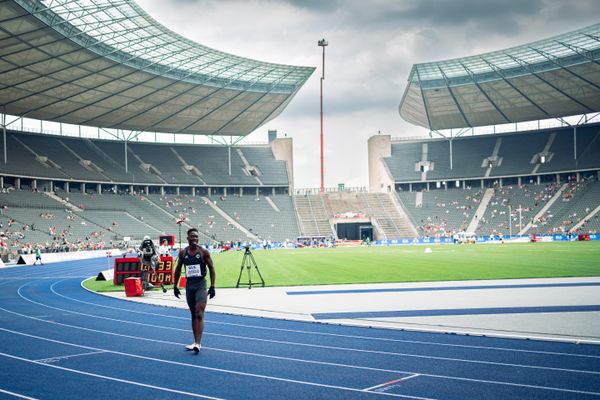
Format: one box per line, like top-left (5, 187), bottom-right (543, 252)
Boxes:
top-left (173, 228), bottom-right (216, 354)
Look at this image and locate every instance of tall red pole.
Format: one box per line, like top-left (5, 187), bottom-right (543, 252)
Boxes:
top-left (318, 39), bottom-right (327, 193)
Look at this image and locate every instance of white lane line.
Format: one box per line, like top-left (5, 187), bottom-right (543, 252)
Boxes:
top-left (34, 350), bottom-right (107, 363)
top-left (18, 284), bottom-right (600, 377)
top-left (14, 280), bottom-right (600, 378)
top-left (50, 280), bottom-right (600, 360)
top-left (0, 388), bottom-right (38, 400)
top-left (364, 374), bottom-right (421, 392)
top-left (0, 351), bottom-right (224, 400)
top-left (0, 328), bottom-right (434, 400)
top-left (0, 306), bottom-right (599, 397)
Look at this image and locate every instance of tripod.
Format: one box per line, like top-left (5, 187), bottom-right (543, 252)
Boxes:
top-left (236, 247), bottom-right (265, 289)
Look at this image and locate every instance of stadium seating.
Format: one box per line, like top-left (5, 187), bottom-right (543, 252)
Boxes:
top-left (215, 195), bottom-right (300, 242)
top-left (386, 124), bottom-right (600, 182)
top-left (396, 188), bottom-right (482, 237)
top-left (3, 130), bottom-right (288, 187)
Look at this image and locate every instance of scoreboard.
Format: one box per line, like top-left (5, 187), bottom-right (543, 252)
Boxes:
top-left (113, 256), bottom-right (174, 285)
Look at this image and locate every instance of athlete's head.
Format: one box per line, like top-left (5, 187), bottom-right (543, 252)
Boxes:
top-left (187, 228), bottom-right (199, 248)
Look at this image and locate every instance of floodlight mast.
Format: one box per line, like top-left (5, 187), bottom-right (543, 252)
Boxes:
top-left (318, 38), bottom-right (328, 194)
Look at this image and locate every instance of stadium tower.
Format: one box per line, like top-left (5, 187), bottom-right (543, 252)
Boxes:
top-left (369, 23), bottom-right (600, 240)
top-left (0, 0), bottom-right (315, 253)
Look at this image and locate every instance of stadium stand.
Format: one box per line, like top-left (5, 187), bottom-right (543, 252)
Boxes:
top-left (385, 124), bottom-right (600, 185)
top-left (475, 183), bottom-right (562, 236)
top-left (396, 188), bottom-right (482, 237)
top-left (531, 180), bottom-right (599, 234)
top-left (0, 8), bottom-right (598, 253)
top-left (215, 195), bottom-right (300, 242)
top-left (293, 195), bottom-right (334, 238)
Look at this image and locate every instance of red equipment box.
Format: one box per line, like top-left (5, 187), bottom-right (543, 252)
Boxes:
top-left (124, 277), bottom-right (143, 297)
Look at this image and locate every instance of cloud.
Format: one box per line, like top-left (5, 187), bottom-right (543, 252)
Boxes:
top-left (134, 0), bottom-right (600, 189)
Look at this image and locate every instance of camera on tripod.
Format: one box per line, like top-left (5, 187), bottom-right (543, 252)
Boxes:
top-left (236, 244), bottom-right (265, 289)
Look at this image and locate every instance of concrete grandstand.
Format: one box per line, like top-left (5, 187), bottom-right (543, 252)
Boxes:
top-left (0, 0), bottom-right (313, 261)
top-left (1, 3), bottom-right (599, 261)
top-left (367, 23), bottom-right (600, 241)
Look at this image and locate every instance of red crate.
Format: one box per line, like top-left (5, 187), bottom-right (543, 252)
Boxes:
top-left (124, 277), bottom-right (143, 297)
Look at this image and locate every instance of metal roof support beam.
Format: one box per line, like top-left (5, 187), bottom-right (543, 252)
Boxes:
top-left (505, 53), bottom-right (595, 113)
top-left (123, 134), bottom-right (128, 173)
top-left (32, 39), bottom-right (182, 121)
top-left (436, 65), bottom-right (472, 127)
top-left (530, 46), bottom-right (600, 91)
top-left (414, 68), bottom-right (434, 130)
top-left (105, 58), bottom-right (254, 130)
top-left (213, 69), bottom-right (297, 135)
top-left (2, 107), bottom-right (6, 164)
top-left (458, 61), bottom-right (512, 124)
top-left (554, 40), bottom-right (599, 65)
top-left (133, 59), bottom-right (255, 133)
top-left (429, 130), bottom-right (446, 139)
top-left (0, 23), bottom-right (157, 103)
top-left (480, 56), bottom-right (552, 118)
top-left (178, 66), bottom-right (283, 133)
top-left (0, 26), bottom-right (152, 94)
top-left (454, 127), bottom-right (471, 138)
top-left (0, 13), bottom-right (133, 57)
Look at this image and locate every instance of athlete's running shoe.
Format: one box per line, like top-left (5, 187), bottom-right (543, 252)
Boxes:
top-left (185, 343), bottom-right (201, 353)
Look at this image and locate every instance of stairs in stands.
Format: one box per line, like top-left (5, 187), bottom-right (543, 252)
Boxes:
top-left (358, 193), bottom-right (417, 239)
top-left (293, 195), bottom-right (334, 237)
top-left (466, 188), bottom-right (494, 233)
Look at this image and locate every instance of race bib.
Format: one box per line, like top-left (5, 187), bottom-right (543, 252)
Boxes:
top-left (186, 263), bottom-right (204, 278)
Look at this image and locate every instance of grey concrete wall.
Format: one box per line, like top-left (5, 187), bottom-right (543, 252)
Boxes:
top-left (368, 134), bottom-right (394, 193)
top-left (271, 137), bottom-right (294, 193)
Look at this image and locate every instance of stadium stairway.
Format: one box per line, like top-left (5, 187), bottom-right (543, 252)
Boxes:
top-left (200, 196), bottom-right (258, 241)
top-left (466, 188), bottom-right (494, 233)
top-left (519, 183), bottom-right (568, 235)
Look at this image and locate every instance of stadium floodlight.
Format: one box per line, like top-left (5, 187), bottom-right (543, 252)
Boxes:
top-left (318, 38), bottom-right (328, 193)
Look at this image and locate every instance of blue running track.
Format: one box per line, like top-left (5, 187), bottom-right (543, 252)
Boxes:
top-left (0, 259), bottom-right (599, 399)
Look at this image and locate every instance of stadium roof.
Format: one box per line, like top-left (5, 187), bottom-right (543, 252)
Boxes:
top-left (0, 0), bottom-right (315, 136)
top-left (399, 23), bottom-right (600, 131)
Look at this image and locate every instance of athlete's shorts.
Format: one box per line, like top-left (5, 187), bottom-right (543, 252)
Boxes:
top-left (185, 277), bottom-right (208, 310)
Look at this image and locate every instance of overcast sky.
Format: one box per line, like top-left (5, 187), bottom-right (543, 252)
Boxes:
top-left (134, 0), bottom-right (599, 190)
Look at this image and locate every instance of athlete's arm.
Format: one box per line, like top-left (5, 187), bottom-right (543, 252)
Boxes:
top-left (173, 248), bottom-right (185, 298)
top-left (204, 249), bottom-right (216, 298)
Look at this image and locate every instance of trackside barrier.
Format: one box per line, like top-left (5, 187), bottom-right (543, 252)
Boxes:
top-left (17, 248), bottom-right (123, 266)
top-left (375, 234), bottom-right (599, 246)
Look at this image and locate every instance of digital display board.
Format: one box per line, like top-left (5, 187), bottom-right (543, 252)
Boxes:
top-left (113, 256), bottom-right (174, 285)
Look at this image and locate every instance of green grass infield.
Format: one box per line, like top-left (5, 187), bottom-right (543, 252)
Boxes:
top-left (83, 241), bottom-right (600, 292)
